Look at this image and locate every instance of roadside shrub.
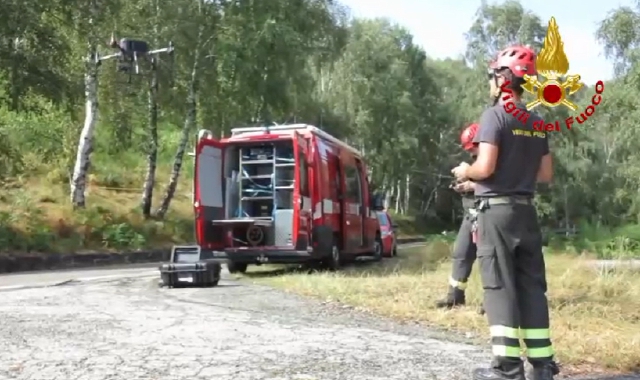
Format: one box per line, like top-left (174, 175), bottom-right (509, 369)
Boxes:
top-left (550, 221), bottom-right (640, 259)
top-left (101, 223), bottom-right (146, 249)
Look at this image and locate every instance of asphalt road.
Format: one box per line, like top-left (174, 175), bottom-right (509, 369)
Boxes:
top-left (0, 249), bottom-right (636, 380)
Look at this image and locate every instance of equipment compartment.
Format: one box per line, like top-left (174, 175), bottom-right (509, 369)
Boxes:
top-left (226, 142), bottom-right (295, 217)
top-left (219, 140), bottom-right (296, 247)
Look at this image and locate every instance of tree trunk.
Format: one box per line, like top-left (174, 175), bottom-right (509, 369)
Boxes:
top-left (141, 60), bottom-right (159, 218)
top-left (70, 55), bottom-right (99, 208)
top-left (114, 101), bottom-right (132, 150)
top-left (10, 47), bottom-right (20, 110)
top-left (155, 28), bottom-right (205, 219)
top-left (423, 185), bottom-right (437, 217)
top-left (70, 0), bottom-right (100, 209)
top-left (394, 180), bottom-right (401, 213)
top-left (563, 185), bottom-right (570, 236)
top-left (383, 182), bottom-right (392, 210)
top-left (404, 173), bottom-right (410, 214)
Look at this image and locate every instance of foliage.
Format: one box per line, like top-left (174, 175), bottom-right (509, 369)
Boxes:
top-left (0, 0), bottom-right (640, 255)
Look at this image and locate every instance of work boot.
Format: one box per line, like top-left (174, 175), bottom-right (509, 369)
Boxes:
top-left (435, 287), bottom-right (465, 308)
top-left (473, 361), bottom-right (525, 380)
top-left (473, 368), bottom-right (525, 380)
top-left (527, 362), bottom-right (559, 380)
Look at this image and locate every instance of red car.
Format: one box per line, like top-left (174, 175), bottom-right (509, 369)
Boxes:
top-left (376, 211), bottom-right (398, 257)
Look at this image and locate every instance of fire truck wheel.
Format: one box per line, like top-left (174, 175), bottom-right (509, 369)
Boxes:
top-left (227, 261), bottom-right (248, 274)
top-left (373, 233), bottom-right (383, 261)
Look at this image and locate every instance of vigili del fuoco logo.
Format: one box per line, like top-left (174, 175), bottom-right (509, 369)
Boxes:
top-left (501, 17), bottom-right (604, 132)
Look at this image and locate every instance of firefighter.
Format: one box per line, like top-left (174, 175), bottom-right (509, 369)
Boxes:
top-left (451, 45), bottom-right (559, 380)
top-left (435, 123), bottom-right (481, 310)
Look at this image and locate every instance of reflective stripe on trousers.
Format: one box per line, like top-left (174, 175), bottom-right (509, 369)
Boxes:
top-left (490, 325), bottom-right (554, 358)
top-left (448, 276), bottom-right (468, 290)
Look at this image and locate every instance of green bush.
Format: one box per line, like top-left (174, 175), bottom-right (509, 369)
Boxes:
top-left (550, 222), bottom-right (640, 259)
top-left (101, 223), bottom-right (146, 249)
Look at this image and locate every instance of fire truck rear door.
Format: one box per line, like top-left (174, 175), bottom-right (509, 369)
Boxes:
top-left (194, 136), bottom-right (225, 248)
top-left (293, 131), bottom-right (312, 249)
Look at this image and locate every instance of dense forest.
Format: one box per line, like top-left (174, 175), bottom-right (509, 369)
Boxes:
top-left (1, 0), bottom-right (640, 257)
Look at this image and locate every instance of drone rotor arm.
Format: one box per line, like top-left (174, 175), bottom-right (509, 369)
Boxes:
top-left (99, 52), bottom-right (123, 62)
top-left (147, 47), bottom-right (173, 55)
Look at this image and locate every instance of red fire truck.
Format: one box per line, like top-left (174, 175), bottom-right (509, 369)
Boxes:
top-left (176, 124), bottom-right (385, 273)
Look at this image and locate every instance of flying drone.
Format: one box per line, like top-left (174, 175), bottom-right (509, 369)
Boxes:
top-left (99, 33), bottom-right (175, 84)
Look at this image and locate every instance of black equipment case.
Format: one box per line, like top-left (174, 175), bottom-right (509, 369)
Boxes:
top-left (159, 245), bottom-right (222, 288)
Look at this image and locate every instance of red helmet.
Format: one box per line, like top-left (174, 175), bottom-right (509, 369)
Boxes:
top-left (460, 123), bottom-right (479, 151)
top-left (489, 45), bottom-right (537, 77)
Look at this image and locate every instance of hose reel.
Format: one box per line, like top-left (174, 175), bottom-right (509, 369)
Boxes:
top-left (246, 225), bottom-right (265, 246)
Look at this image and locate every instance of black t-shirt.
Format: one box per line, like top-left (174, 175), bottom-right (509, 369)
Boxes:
top-left (472, 103), bottom-right (549, 197)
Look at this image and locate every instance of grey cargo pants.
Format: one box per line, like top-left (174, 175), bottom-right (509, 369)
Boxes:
top-left (448, 211), bottom-right (477, 291)
top-left (476, 199), bottom-right (554, 378)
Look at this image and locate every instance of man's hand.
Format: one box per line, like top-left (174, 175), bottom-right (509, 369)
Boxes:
top-left (453, 180), bottom-right (475, 193)
top-left (451, 162), bottom-right (470, 181)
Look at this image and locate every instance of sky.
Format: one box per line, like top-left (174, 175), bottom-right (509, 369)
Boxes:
top-left (340, 0), bottom-right (636, 85)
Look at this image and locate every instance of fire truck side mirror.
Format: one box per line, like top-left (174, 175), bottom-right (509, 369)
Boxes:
top-left (370, 192), bottom-right (385, 211)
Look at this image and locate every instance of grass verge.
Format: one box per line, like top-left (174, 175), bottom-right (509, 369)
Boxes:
top-left (247, 241), bottom-right (640, 374)
top-left (0, 160), bottom-right (194, 254)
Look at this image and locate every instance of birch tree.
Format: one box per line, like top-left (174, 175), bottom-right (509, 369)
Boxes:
top-left (155, 0), bottom-right (215, 219)
top-left (155, 34), bottom-right (204, 218)
top-left (141, 57), bottom-right (159, 218)
top-left (70, 0), bottom-right (101, 208)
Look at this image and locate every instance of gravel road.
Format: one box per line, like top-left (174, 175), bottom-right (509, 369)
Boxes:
top-left (0, 263), bottom-right (636, 380)
top-left (0, 266), bottom-right (493, 380)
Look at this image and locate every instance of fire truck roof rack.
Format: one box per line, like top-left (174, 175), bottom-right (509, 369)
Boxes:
top-left (230, 124), bottom-right (361, 156)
